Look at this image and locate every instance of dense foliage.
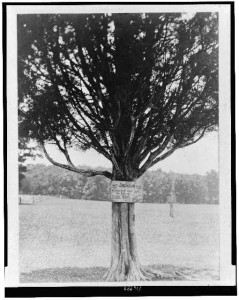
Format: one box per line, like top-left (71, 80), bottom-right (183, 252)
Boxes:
top-left (20, 164), bottom-right (219, 204)
top-left (18, 13), bottom-right (218, 180)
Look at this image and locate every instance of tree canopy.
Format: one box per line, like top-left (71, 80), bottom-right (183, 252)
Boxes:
top-left (18, 13), bottom-right (218, 180)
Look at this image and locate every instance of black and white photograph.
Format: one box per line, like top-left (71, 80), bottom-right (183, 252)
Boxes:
top-left (4, 1), bottom-right (236, 296)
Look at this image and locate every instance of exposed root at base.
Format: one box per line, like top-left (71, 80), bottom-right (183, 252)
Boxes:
top-left (140, 266), bottom-right (174, 280)
top-left (104, 263), bottom-right (175, 282)
top-left (173, 271), bottom-right (191, 280)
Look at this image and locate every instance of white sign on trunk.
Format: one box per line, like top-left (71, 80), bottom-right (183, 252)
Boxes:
top-left (111, 181), bottom-right (143, 203)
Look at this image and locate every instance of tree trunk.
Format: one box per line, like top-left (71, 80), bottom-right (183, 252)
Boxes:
top-left (104, 201), bottom-right (164, 281)
top-left (104, 202), bottom-right (140, 281)
top-left (104, 167), bottom-right (169, 281)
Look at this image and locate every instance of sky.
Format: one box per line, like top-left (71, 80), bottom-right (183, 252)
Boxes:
top-left (30, 131), bottom-right (218, 175)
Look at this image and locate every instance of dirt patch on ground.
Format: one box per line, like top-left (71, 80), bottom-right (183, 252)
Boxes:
top-left (20, 264), bottom-right (219, 283)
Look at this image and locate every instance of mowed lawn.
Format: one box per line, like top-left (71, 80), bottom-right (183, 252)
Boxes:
top-left (19, 196), bottom-right (219, 282)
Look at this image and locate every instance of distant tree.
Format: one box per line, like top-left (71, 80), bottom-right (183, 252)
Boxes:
top-left (19, 111), bottom-right (42, 190)
top-left (190, 174), bottom-right (209, 204)
top-left (175, 175), bottom-right (188, 204)
top-left (142, 170), bottom-right (164, 202)
top-left (18, 137), bottom-right (37, 189)
top-left (175, 173), bottom-right (210, 204)
top-left (72, 175), bottom-right (87, 199)
top-left (83, 176), bottom-right (110, 200)
top-left (205, 170), bottom-right (219, 203)
top-left (18, 13), bottom-right (218, 281)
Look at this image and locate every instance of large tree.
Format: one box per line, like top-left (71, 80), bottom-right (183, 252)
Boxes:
top-left (18, 12), bottom-right (218, 281)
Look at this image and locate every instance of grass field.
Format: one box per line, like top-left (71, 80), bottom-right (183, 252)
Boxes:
top-left (19, 196), bottom-right (219, 282)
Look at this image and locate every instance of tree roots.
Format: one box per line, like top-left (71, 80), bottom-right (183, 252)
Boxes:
top-left (104, 261), bottom-right (174, 282)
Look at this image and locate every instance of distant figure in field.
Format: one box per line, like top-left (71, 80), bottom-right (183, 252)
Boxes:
top-left (167, 175), bottom-right (177, 218)
top-left (168, 191), bottom-right (176, 218)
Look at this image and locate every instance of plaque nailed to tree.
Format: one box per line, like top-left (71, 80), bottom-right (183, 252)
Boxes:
top-left (18, 12), bottom-right (218, 281)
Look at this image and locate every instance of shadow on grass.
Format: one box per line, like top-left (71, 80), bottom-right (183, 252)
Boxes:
top-left (20, 266), bottom-right (107, 283)
top-left (20, 264), bottom-right (219, 283)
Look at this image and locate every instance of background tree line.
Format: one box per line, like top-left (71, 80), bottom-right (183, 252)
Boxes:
top-left (20, 164), bottom-right (219, 204)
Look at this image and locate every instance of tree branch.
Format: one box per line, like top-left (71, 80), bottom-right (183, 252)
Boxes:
top-left (41, 142), bottom-right (112, 179)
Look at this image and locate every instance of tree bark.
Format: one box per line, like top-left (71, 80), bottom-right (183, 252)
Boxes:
top-left (104, 202), bottom-right (139, 281)
top-left (104, 202), bottom-right (168, 281)
top-left (104, 166), bottom-right (170, 281)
